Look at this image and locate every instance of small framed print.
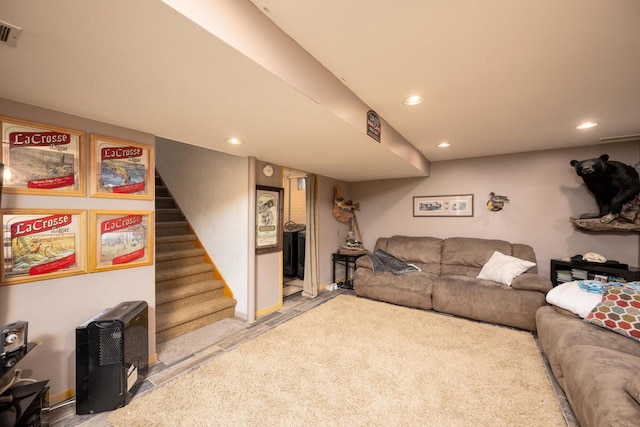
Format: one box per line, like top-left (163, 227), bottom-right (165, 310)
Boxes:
top-left (90, 135), bottom-right (154, 199)
top-left (90, 210), bottom-right (154, 272)
top-left (1, 116), bottom-right (86, 196)
top-left (255, 185), bottom-right (284, 254)
top-left (413, 194), bottom-right (474, 217)
top-left (1, 209), bottom-right (87, 285)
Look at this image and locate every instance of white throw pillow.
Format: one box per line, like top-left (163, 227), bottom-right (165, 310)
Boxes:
top-left (546, 281), bottom-right (604, 318)
top-left (477, 251), bottom-right (535, 286)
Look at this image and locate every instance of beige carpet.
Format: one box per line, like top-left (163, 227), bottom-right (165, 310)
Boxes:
top-left (109, 295), bottom-right (564, 426)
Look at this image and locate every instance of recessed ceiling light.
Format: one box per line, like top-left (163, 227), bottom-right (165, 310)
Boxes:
top-left (438, 141), bottom-right (451, 148)
top-left (225, 137), bottom-right (243, 145)
top-left (403, 95), bottom-right (425, 106)
top-left (576, 122), bottom-right (598, 130)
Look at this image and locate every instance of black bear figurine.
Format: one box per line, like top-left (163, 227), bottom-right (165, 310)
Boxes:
top-left (570, 154), bottom-right (640, 223)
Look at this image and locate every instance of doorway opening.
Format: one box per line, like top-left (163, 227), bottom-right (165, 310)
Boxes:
top-left (282, 168), bottom-right (307, 298)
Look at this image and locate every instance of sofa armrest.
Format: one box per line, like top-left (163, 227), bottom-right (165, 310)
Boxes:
top-left (511, 273), bottom-right (553, 293)
top-left (626, 375), bottom-right (640, 404)
top-left (355, 255), bottom-right (373, 269)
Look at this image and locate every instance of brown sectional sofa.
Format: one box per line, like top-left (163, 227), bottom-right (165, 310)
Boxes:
top-left (353, 235), bottom-right (552, 331)
top-left (536, 305), bottom-right (640, 426)
top-left (354, 235), bottom-right (640, 425)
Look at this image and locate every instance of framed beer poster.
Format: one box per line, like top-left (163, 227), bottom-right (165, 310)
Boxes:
top-left (89, 135), bottom-right (154, 200)
top-left (255, 185), bottom-right (283, 254)
top-left (90, 210), bottom-right (154, 272)
top-left (1, 209), bottom-right (87, 285)
top-left (0, 116), bottom-right (86, 196)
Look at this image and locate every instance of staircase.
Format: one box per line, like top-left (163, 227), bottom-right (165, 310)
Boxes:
top-left (155, 173), bottom-right (237, 344)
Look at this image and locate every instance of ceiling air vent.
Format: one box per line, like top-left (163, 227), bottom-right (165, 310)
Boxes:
top-left (0, 20), bottom-right (22, 47)
top-left (600, 134), bottom-right (640, 144)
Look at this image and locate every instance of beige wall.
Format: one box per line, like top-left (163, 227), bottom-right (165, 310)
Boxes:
top-left (0, 99), bottom-right (155, 404)
top-left (255, 160), bottom-right (284, 315)
top-left (319, 177), bottom-right (352, 284)
top-left (351, 141), bottom-right (640, 279)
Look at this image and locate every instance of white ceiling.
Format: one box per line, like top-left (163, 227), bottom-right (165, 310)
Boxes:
top-left (1, 0), bottom-right (639, 182)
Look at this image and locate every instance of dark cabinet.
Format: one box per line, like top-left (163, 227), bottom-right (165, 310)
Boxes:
top-left (1, 343), bottom-right (48, 427)
top-left (550, 259), bottom-right (640, 287)
top-left (283, 226), bottom-right (306, 279)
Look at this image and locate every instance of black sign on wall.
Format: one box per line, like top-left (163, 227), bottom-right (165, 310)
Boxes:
top-left (366, 110), bottom-right (381, 142)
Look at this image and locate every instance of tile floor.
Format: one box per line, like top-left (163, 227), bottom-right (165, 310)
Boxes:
top-left (45, 289), bottom-right (578, 427)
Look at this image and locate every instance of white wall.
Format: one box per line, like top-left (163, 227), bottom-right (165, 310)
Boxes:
top-left (155, 138), bottom-right (250, 318)
top-left (0, 99), bottom-right (155, 404)
top-left (351, 142), bottom-right (640, 278)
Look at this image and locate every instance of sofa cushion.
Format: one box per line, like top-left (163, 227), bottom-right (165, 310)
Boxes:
top-left (432, 275), bottom-right (545, 331)
top-left (585, 285), bottom-right (640, 342)
top-left (353, 268), bottom-right (436, 310)
top-left (374, 237), bottom-right (390, 252)
top-left (561, 345), bottom-right (640, 427)
top-left (385, 236), bottom-right (442, 274)
top-left (511, 243), bottom-right (538, 274)
top-left (441, 237), bottom-right (512, 277)
top-left (476, 251), bottom-right (535, 286)
top-left (535, 306), bottom-right (640, 388)
top-left (511, 273), bottom-right (552, 293)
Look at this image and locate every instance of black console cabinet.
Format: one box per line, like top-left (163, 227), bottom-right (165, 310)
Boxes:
top-left (0, 343), bottom-right (49, 427)
top-left (550, 259), bottom-right (640, 287)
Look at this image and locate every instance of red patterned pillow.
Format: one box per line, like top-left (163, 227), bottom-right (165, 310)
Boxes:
top-left (585, 286), bottom-right (640, 342)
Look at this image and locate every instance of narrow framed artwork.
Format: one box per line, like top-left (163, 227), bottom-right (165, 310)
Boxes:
top-left (1, 209), bottom-right (87, 285)
top-left (89, 135), bottom-right (154, 199)
top-left (256, 185), bottom-right (284, 254)
top-left (413, 194), bottom-right (474, 217)
top-left (0, 116), bottom-right (86, 196)
top-left (90, 210), bottom-right (154, 272)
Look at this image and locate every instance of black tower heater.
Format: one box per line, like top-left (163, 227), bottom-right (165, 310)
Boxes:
top-left (75, 301), bottom-right (149, 414)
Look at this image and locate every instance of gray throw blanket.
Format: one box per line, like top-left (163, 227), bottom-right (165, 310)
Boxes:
top-left (368, 249), bottom-right (420, 275)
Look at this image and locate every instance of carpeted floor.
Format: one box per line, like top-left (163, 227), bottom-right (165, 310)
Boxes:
top-left (108, 294), bottom-right (565, 426)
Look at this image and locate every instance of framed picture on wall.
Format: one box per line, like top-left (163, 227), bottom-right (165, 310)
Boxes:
top-left (256, 185), bottom-right (284, 254)
top-left (90, 210), bottom-right (154, 272)
top-left (0, 116), bottom-right (86, 196)
top-left (89, 135), bottom-right (154, 200)
top-left (1, 209), bottom-right (87, 285)
top-left (413, 194), bottom-right (474, 217)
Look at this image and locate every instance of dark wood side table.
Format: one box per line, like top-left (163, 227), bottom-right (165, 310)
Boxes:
top-left (332, 252), bottom-right (368, 289)
top-left (550, 259), bottom-right (640, 287)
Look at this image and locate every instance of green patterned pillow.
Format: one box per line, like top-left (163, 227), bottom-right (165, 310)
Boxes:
top-left (585, 286), bottom-right (640, 342)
